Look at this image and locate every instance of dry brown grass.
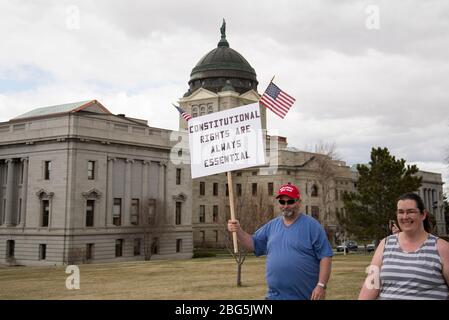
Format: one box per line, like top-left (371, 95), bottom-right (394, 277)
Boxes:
top-left (0, 253), bottom-right (372, 300)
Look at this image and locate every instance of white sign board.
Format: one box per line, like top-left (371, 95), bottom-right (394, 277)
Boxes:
top-left (188, 103), bottom-right (266, 179)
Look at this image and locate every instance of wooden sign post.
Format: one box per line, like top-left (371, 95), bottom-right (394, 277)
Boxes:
top-left (227, 171), bottom-right (238, 253)
top-left (187, 103), bottom-right (266, 254)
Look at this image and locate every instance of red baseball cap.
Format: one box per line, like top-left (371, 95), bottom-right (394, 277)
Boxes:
top-left (276, 183), bottom-right (301, 199)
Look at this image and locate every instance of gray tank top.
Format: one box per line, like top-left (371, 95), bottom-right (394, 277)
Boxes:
top-left (379, 233), bottom-right (448, 300)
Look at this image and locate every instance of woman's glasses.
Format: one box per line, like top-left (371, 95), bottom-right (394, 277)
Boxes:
top-left (278, 199), bottom-right (297, 205)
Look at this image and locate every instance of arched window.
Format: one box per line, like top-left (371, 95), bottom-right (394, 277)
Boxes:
top-left (200, 106), bottom-right (206, 116)
top-left (192, 106), bottom-right (198, 118)
top-left (311, 185), bottom-right (319, 197)
top-left (207, 105), bottom-right (213, 114)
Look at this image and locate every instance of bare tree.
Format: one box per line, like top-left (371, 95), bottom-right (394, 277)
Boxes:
top-left (222, 179), bottom-right (275, 286)
top-left (142, 198), bottom-right (164, 261)
top-left (67, 247), bottom-right (86, 265)
top-left (314, 141), bottom-right (342, 244)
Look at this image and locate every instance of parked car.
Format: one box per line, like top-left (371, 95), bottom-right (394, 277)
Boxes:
top-left (366, 242), bottom-right (376, 252)
top-left (336, 241), bottom-right (358, 252)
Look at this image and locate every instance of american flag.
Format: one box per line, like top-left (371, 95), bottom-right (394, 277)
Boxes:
top-left (259, 82), bottom-right (296, 119)
top-left (173, 104), bottom-right (192, 122)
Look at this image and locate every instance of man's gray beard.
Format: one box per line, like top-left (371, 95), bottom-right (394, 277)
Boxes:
top-left (281, 209), bottom-right (295, 218)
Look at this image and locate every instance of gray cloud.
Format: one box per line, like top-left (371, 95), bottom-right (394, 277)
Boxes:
top-left (0, 0), bottom-right (448, 189)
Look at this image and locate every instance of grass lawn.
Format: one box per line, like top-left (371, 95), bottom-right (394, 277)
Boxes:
top-left (0, 253), bottom-right (372, 300)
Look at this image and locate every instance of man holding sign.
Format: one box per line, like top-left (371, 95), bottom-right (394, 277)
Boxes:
top-left (228, 183), bottom-right (333, 300)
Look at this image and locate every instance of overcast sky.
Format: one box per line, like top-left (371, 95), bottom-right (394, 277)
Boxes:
top-left (1, 0), bottom-right (448, 191)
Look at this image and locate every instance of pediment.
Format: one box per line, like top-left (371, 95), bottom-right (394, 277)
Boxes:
top-left (239, 89), bottom-right (261, 102)
top-left (36, 189), bottom-right (54, 199)
top-left (172, 193), bottom-right (187, 202)
top-left (82, 188), bottom-right (102, 199)
top-left (182, 88), bottom-right (218, 101)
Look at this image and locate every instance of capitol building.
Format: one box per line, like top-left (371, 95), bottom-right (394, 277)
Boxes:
top-left (0, 23), bottom-right (446, 266)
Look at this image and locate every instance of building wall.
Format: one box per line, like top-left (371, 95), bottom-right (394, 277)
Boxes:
top-left (416, 171), bottom-right (447, 236)
top-left (0, 111), bottom-right (193, 266)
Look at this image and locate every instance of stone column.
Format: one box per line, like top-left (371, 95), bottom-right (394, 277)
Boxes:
top-left (4, 159), bottom-right (16, 226)
top-left (142, 161), bottom-right (150, 225)
top-left (19, 158), bottom-right (29, 227)
top-left (422, 188), bottom-right (427, 210)
top-left (124, 159), bottom-right (134, 226)
top-left (158, 161), bottom-right (167, 224)
top-left (431, 189), bottom-right (439, 214)
top-left (106, 157), bottom-right (115, 226)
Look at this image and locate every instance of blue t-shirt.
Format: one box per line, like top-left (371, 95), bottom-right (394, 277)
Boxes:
top-left (252, 214), bottom-right (333, 300)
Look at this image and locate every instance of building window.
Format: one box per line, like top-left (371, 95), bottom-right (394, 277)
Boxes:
top-left (252, 171), bottom-right (257, 176)
top-left (213, 183), bottom-right (218, 196)
top-left (86, 200), bottom-right (95, 227)
top-left (39, 244), bottom-right (46, 260)
top-left (200, 106), bottom-right (205, 116)
top-left (236, 183), bottom-right (242, 197)
top-left (2, 199), bottom-right (5, 224)
top-left (115, 239), bottom-right (123, 257)
top-left (207, 105), bottom-right (213, 114)
top-left (225, 184), bottom-right (229, 197)
top-left (134, 239), bottom-right (141, 256)
top-left (176, 239), bottom-right (182, 253)
top-left (152, 237), bottom-right (159, 254)
top-left (86, 243), bottom-right (94, 261)
top-left (41, 200), bottom-right (50, 227)
top-left (192, 106), bottom-right (198, 118)
top-left (131, 199), bottom-right (139, 225)
top-left (6, 240), bottom-right (15, 259)
top-left (176, 168), bottom-right (181, 185)
top-left (236, 172), bottom-right (242, 177)
top-left (214, 230), bottom-right (219, 243)
top-left (44, 161), bottom-right (51, 180)
top-left (175, 202), bottom-right (182, 225)
top-left (213, 205), bottom-right (219, 222)
top-left (113, 198), bottom-right (122, 226)
top-left (311, 206), bottom-right (320, 220)
top-left (268, 183), bottom-right (274, 196)
top-left (200, 231), bottom-right (205, 244)
top-left (306, 205), bottom-right (309, 214)
top-left (18, 198), bottom-right (22, 224)
top-left (252, 183), bottom-right (257, 196)
top-left (199, 205), bottom-right (205, 223)
top-left (20, 161), bottom-right (24, 184)
top-left (311, 185), bottom-right (318, 197)
top-left (199, 182), bottom-right (205, 196)
top-left (87, 161), bottom-right (95, 180)
top-left (335, 189), bottom-right (339, 201)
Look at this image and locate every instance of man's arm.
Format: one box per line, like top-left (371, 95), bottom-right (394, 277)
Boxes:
top-left (310, 257), bottom-right (332, 300)
top-left (228, 220), bottom-right (254, 251)
top-left (318, 256), bottom-right (332, 285)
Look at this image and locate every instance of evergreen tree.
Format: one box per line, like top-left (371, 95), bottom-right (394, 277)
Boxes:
top-left (338, 147), bottom-right (422, 243)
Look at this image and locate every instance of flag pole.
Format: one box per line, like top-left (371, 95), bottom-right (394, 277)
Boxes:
top-left (227, 171), bottom-right (239, 253)
top-left (263, 75), bottom-right (275, 93)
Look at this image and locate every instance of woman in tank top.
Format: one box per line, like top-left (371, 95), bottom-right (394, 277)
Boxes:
top-left (358, 193), bottom-right (449, 300)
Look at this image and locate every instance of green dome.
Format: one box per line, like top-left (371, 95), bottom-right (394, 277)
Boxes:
top-left (186, 20), bottom-right (258, 96)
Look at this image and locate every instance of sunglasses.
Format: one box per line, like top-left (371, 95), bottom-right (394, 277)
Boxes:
top-left (278, 199), bottom-right (297, 205)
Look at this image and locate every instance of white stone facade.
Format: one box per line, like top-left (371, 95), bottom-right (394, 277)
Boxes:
top-left (0, 103), bottom-right (193, 266)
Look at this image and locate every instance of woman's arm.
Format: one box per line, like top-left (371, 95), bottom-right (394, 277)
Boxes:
top-left (358, 239), bottom-right (385, 300)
